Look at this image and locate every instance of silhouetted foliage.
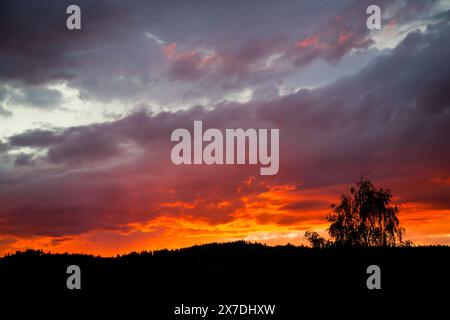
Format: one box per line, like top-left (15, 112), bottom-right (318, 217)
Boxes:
top-left (304, 231), bottom-right (330, 248)
top-left (327, 178), bottom-right (404, 247)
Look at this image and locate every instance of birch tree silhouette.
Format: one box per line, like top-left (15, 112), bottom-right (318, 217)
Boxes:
top-left (327, 178), bottom-right (404, 247)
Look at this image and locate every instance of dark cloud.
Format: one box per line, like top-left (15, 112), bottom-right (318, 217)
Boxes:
top-left (280, 200), bottom-right (330, 212)
top-left (46, 125), bottom-right (124, 165)
top-left (0, 142), bottom-right (9, 153)
top-left (0, 0), bottom-right (132, 84)
top-left (14, 153), bottom-right (34, 167)
top-left (9, 130), bottom-right (64, 148)
top-left (1, 0), bottom-right (436, 108)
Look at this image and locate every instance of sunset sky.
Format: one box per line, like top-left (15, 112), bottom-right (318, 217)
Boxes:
top-left (0, 0), bottom-right (449, 256)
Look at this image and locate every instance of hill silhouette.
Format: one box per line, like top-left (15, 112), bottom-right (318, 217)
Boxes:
top-left (1, 241), bottom-right (448, 318)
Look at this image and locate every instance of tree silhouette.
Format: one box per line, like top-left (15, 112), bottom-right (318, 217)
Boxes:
top-left (304, 231), bottom-right (329, 248)
top-left (327, 178), bottom-right (404, 247)
top-left (304, 178), bottom-right (407, 248)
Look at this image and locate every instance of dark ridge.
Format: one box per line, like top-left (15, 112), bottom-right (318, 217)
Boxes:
top-left (0, 241), bottom-right (448, 318)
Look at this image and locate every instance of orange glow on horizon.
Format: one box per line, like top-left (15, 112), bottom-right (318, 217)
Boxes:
top-left (1, 182), bottom-right (448, 257)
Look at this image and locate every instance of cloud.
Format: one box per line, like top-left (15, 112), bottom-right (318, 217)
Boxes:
top-left (14, 153), bottom-right (34, 166)
top-left (9, 129), bottom-right (64, 148)
top-left (0, 86), bottom-right (12, 117)
top-left (9, 86), bottom-right (63, 109)
top-left (289, 0), bottom-right (441, 67)
top-left (0, 105), bottom-right (12, 117)
top-left (46, 125), bottom-right (124, 165)
top-left (2, 0), bottom-right (431, 109)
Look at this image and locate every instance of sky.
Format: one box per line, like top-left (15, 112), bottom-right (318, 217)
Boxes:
top-left (0, 0), bottom-right (449, 256)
